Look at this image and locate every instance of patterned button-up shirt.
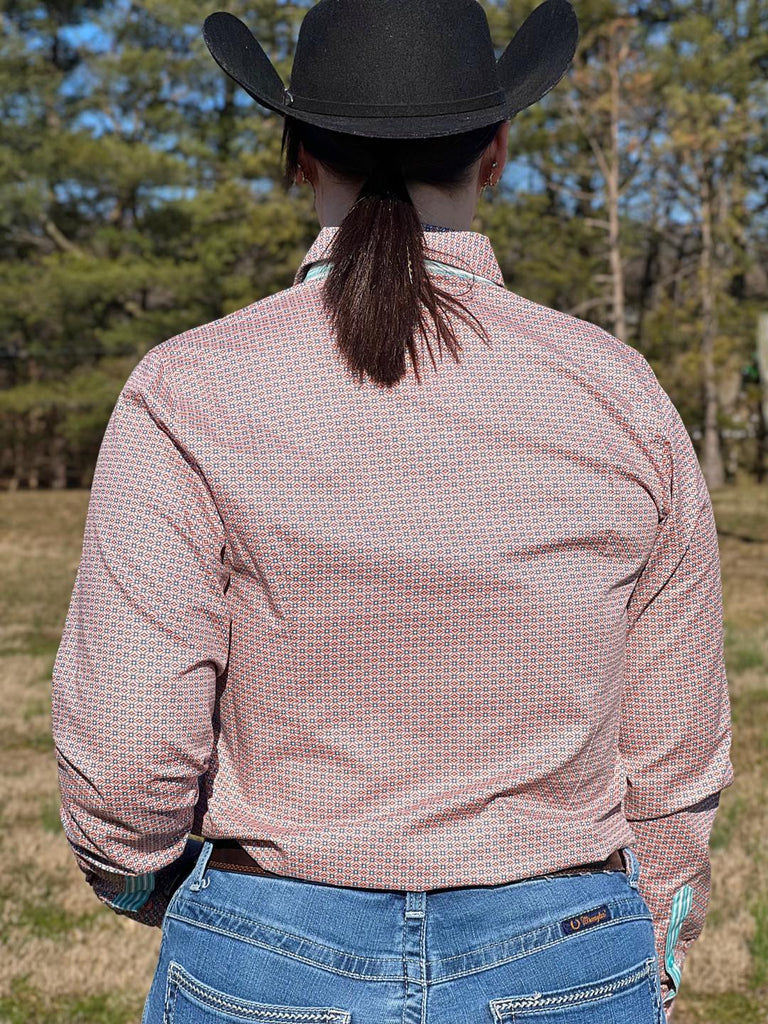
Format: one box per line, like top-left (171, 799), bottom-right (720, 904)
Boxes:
top-left (51, 224), bottom-right (734, 1016)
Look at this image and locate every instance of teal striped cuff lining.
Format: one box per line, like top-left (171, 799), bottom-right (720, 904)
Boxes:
top-left (664, 883), bottom-right (693, 998)
top-left (76, 835), bottom-right (206, 915)
top-left (105, 871), bottom-right (156, 912)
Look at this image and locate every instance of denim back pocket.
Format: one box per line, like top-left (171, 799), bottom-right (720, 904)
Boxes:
top-left (164, 961), bottom-right (353, 1024)
top-left (488, 956), bottom-right (659, 1023)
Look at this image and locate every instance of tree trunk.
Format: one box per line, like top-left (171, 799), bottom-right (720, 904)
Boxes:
top-left (26, 407), bottom-right (41, 489)
top-left (756, 313), bottom-right (768, 485)
top-left (49, 423), bottom-right (68, 489)
top-left (607, 22), bottom-right (627, 343)
top-left (699, 171), bottom-right (725, 489)
top-left (9, 428), bottom-right (24, 491)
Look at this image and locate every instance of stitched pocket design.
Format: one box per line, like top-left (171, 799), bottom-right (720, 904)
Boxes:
top-left (488, 956), bottom-right (658, 1022)
top-left (164, 961), bottom-right (352, 1024)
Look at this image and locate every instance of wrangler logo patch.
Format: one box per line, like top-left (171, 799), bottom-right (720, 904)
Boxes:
top-left (561, 904), bottom-right (612, 935)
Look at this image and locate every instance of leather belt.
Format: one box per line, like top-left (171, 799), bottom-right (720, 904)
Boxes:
top-left (207, 840), bottom-right (290, 878)
top-left (206, 840), bottom-right (627, 884)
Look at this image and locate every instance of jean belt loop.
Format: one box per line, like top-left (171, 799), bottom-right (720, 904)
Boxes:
top-left (188, 839), bottom-right (214, 891)
top-left (622, 846), bottom-right (641, 890)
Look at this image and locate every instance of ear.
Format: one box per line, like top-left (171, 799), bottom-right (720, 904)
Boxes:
top-left (297, 143), bottom-right (316, 186)
top-left (478, 123), bottom-right (510, 190)
top-left (495, 121), bottom-right (511, 177)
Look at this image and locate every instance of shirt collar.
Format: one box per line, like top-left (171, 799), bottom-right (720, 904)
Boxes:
top-left (293, 222), bottom-right (505, 288)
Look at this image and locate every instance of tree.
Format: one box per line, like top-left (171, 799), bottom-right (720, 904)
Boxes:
top-left (1, 0), bottom-right (767, 488)
top-left (0, 0), bottom-right (315, 486)
top-left (644, 0), bottom-right (765, 488)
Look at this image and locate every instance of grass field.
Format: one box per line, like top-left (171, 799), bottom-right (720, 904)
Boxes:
top-left (0, 482), bottom-right (766, 1023)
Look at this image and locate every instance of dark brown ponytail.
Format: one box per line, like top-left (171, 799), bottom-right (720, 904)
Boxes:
top-left (282, 118), bottom-right (502, 389)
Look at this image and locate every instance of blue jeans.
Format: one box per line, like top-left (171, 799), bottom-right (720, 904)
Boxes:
top-left (142, 841), bottom-right (666, 1024)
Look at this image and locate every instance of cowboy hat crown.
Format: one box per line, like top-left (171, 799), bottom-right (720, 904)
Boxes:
top-left (203, 0), bottom-right (579, 139)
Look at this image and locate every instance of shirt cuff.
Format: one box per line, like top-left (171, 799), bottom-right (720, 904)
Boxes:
top-left (70, 834), bottom-right (205, 923)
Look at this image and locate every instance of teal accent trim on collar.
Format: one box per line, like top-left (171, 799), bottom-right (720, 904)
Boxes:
top-left (303, 258), bottom-right (501, 289)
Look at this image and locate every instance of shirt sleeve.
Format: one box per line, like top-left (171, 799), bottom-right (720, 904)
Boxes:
top-left (619, 361), bottom-right (734, 1017)
top-left (50, 346), bottom-right (232, 926)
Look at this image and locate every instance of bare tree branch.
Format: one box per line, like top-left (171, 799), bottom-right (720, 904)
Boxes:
top-left (42, 217), bottom-right (84, 256)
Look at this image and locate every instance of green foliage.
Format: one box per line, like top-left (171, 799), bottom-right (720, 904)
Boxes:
top-left (749, 898), bottom-right (768, 990)
top-left (0, 864), bottom-right (101, 940)
top-left (0, 977), bottom-right (141, 1024)
top-left (710, 792), bottom-right (746, 850)
top-left (15, 893), bottom-right (100, 940)
top-left (682, 992), bottom-right (768, 1024)
top-left (39, 794), bottom-right (64, 834)
top-left (725, 633), bottom-right (766, 675)
top-left (1, 0), bottom-right (767, 487)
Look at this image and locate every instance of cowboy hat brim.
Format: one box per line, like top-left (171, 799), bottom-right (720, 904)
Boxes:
top-left (202, 0), bottom-right (578, 140)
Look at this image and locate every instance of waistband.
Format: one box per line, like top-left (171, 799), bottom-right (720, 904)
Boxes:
top-left (201, 839), bottom-right (627, 890)
top-left (173, 840), bottom-right (648, 982)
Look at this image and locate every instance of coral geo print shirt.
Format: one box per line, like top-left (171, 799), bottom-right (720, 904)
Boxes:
top-left (51, 224), bottom-right (734, 1015)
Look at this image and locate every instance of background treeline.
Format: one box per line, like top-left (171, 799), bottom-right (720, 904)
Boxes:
top-left (1, 0), bottom-right (767, 491)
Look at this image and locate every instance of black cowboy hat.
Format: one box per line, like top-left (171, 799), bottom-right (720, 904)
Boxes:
top-left (202, 0), bottom-right (579, 139)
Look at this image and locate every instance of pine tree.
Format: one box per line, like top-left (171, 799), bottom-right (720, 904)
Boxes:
top-left (640, 0), bottom-right (763, 488)
top-left (1, 1), bottom-right (766, 488)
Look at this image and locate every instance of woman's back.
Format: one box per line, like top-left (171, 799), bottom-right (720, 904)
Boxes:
top-left (53, 216), bottom-right (729, 885)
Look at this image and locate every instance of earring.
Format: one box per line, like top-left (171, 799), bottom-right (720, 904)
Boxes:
top-left (487, 158), bottom-right (499, 191)
top-left (296, 163), bottom-right (305, 185)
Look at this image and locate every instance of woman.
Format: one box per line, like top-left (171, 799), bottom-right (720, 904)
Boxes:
top-left (51, 1), bottom-right (733, 1022)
